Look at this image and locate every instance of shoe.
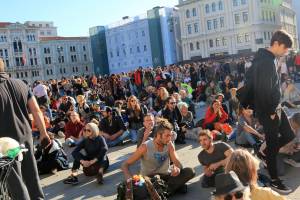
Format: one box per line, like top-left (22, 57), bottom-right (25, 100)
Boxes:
top-left (97, 172), bottom-right (103, 185)
top-left (58, 131), bottom-right (65, 138)
top-left (284, 158), bottom-right (300, 167)
top-left (270, 179), bottom-right (292, 194)
top-left (63, 176), bottom-right (79, 185)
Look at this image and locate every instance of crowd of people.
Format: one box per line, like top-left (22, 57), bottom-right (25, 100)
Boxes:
top-left (2, 30), bottom-right (300, 199)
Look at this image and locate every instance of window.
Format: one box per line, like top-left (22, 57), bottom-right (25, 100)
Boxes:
top-left (220, 17), bottom-right (225, 28)
top-left (212, 3), bottom-right (216, 12)
top-left (83, 46), bottom-right (86, 51)
top-left (196, 41), bottom-right (200, 50)
top-left (213, 19), bottom-right (218, 29)
top-left (233, 0), bottom-right (238, 6)
top-left (186, 9), bottom-right (190, 18)
top-left (235, 14), bottom-right (240, 24)
top-left (47, 69), bottom-right (49, 75)
top-left (216, 38), bottom-right (221, 47)
top-left (86, 66), bottom-right (88, 71)
top-left (144, 45), bottom-right (147, 52)
top-left (30, 58), bottom-right (33, 66)
top-left (209, 39), bottom-right (214, 47)
top-left (262, 11), bottom-right (265, 21)
top-left (245, 33), bottom-right (250, 42)
top-left (110, 52), bottom-right (113, 58)
top-left (222, 37), bottom-right (227, 46)
top-left (243, 12), bottom-right (248, 23)
top-left (137, 46), bottom-right (140, 53)
top-left (273, 12), bottom-right (276, 22)
top-left (40, 31), bottom-right (44, 35)
top-left (241, 0), bottom-right (247, 5)
top-left (130, 48), bottom-right (133, 54)
top-left (47, 31), bottom-right (51, 35)
top-left (84, 54), bottom-right (87, 61)
top-left (207, 20), bottom-right (212, 30)
top-left (237, 34), bottom-right (243, 43)
top-left (264, 32), bottom-right (267, 40)
top-left (219, 1), bottom-right (223, 10)
top-left (188, 24), bottom-right (192, 34)
top-left (192, 8), bottom-right (197, 16)
top-left (190, 43), bottom-right (194, 51)
top-left (117, 50), bottom-right (119, 56)
top-left (194, 23), bottom-right (199, 33)
top-left (205, 4), bottom-right (210, 13)
top-left (142, 30), bottom-right (145, 36)
top-left (34, 58), bottom-right (37, 65)
top-left (123, 49), bottom-right (126, 56)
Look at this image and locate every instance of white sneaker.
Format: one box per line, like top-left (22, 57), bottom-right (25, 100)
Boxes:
top-left (58, 131), bottom-right (65, 138)
top-left (284, 158), bottom-right (300, 167)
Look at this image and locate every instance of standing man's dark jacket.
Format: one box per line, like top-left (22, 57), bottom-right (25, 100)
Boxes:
top-left (252, 48), bottom-right (281, 118)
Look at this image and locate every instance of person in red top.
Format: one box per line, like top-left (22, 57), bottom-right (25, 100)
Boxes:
top-left (295, 52), bottom-right (300, 71)
top-left (134, 67), bottom-right (143, 92)
top-left (202, 99), bottom-right (228, 131)
top-left (65, 111), bottom-right (85, 147)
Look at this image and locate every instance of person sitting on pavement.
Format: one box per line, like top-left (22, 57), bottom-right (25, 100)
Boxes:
top-left (205, 80), bottom-right (222, 105)
top-left (121, 119), bottom-right (195, 196)
top-left (126, 95), bottom-right (148, 144)
top-left (58, 95), bottom-right (74, 114)
top-left (99, 106), bottom-right (130, 147)
top-left (213, 171), bottom-right (251, 200)
top-left (202, 99), bottom-right (229, 133)
top-left (162, 96), bottom-right (185, 144)
top-left (235, 107), bottom-right (265, 150)
top-left (136, 113), bottom-right (155, 147)
top-left (76, 95), bottom-right (91, 122)
top-left (64, 111), bottom-right (84, 147)
top-left (198, 129), bottom-right (233, 188)
top-left (281, 81), bottom-right (300, 109)
top-left (63, 123), bottom-right (109, 185)
top-left (225, 149), bottom-right (286, 200)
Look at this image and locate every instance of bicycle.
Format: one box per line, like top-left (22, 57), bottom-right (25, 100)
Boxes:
top-left (0, 157), bottom-right (15, 200)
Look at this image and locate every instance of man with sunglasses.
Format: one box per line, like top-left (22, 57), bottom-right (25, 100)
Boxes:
top-left (162, 96), bottom-right (185, 144)
top-left (122, 119), bottom-right (195, 196)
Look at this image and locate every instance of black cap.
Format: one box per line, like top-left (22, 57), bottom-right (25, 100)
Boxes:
top-left (100, 106), bottom-right (112, 113)
top-left (213, 171), bottom-right (246, 195)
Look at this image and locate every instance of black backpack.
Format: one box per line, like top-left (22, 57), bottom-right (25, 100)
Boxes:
top-left (236, 64), bottom-right (256, 109)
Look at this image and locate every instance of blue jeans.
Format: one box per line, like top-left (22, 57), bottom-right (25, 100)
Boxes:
top-left (106, 130), bottom-right (130, 147)
top-left (129, 129), bottom-right (138, 143)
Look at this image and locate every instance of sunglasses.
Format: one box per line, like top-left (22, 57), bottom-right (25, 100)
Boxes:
top-left (169, 102), bottom-right (177, 105)
top-left (224, 191), bottom-right (244, 200)
top-left (130, 100), bottom-right (136, 102)
top-left (83, 129), bottom-right (92, 132)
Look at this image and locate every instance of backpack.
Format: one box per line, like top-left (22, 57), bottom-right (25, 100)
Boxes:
top-left (236, 64), bottom-right (256, 109)
top-left (117, 175), bottom-right (169, 200)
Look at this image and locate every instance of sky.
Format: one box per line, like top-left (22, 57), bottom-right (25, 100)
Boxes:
top-left (1, 0), bottom-right (178, 37)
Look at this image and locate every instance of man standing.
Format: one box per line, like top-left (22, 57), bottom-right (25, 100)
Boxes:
top-left (252, 30), bottom-right (295, 193)
top-left (0, 58), bottom-right (50, 199)
top-left (121, 120), bottom-right (195, 196)
top-left (198, 130), bottom-right (233, 188)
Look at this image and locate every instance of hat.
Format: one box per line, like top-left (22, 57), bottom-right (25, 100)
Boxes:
top-left (213, 171), bottom-right (246, 196)
top-left (216, 93), bottom-right (224, 99)
top-left (100, 106), bottom-right (112, 113)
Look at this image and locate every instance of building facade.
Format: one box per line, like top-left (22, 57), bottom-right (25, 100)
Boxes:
top-left (90, 6), bottom-right (181, 75)
top-left (0, 22), bottom-right (93, 83)
top-left (292, 0), bottom-right (300, 48)
top-left (24, 21), bottom-right (58, 37)
top-left (177, 0), bottom-right (299, 60)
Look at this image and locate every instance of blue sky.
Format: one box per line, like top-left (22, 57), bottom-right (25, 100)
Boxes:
top-left (2, 0), bottom-right (178, 36)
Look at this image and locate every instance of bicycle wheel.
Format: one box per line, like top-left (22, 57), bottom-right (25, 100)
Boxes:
top-left (0, 158), bottom-right (14, 200)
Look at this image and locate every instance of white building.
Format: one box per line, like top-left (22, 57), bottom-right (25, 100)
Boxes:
top-left (105, 14), bottom-right (153, 74)
top-left (100, 6), bottom-right (180, 74)
top-left (177, 0), bottom-right (298, 60)
top-left (0, 22), bottom-right (93, 83)
top-left (39, 37), bottom-right (93, 80)
top-left (24, 21), bottom-right (58, 37)
top-left (292, 0), bottom-right (300, 48)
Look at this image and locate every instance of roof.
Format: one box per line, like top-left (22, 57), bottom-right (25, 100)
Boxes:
top-left (39, 36), bottom-right (89, 41)
top-left (0, 22), bottom-right (12, 28)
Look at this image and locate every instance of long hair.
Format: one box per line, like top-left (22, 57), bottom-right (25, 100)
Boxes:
top-left (209, 99), bottom-right (222, 118)
top-left (127, 95), bottom-right (141, 115)
top-left (225, 149), bottom-right (259, 189)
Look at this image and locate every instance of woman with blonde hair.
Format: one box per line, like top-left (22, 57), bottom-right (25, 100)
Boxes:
top-left (76, 95), bottom-right (90, 122)
top-left (64, 123), bottom-right (109, 185)
top-left (225, 149), bottom-right (286, 200)
top-left (126, 95), bottom-right (148, 143)
top-left (154, 87), bottom-right (170, 111)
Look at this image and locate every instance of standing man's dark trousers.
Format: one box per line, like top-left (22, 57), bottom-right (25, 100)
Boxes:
top-left (7, 139), bottom-right (44, 200)
top-left (258, 108), bottom-right (295, 180)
